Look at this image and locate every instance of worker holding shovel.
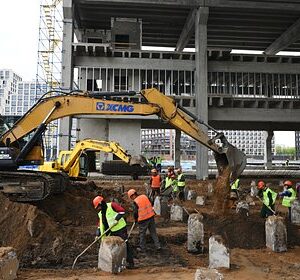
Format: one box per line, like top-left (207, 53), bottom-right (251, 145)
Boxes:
top-left (257, 181), bottom-right (277, 218)
top-left (93, 195), bottom-right (135, 269)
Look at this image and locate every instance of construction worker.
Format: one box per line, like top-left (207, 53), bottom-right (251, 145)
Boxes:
top-left (175, 167), bottom-right (186, 201)
top-left (92, 195), bottom-right (134, 269)
top-left (296, 183), bottom-right (300, 201)
top-left (128, 189), bottom-right (161, 252)
top-left (257, 180), bottom-right (277, 218)
top-left (156, 155), bottom-right (162, 173)
top-left (149, 168), bottom-right (162, 203)
top-left (230, 178), bottom-right (240, 199)
top-left (161, 167), bottom-right (176, 197)
top-left (279, 180), bottom-right (296, 222)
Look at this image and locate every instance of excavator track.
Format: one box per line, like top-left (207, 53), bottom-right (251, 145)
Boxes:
top-left (0, 171), bottom-right (69, 202)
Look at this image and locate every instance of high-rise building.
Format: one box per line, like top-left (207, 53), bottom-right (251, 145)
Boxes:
top-left (5, 81), bottom-right (46, 116)
top-left (0, 69), bottom-right (22, 115)
top-left (141, 129), bottom-right (275, 160)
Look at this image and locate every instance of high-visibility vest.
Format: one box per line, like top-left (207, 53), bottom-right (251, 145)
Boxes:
top-left (231, 179), bottom-right (240, 190)
top-left (98, 203), bottom-right (126, 236)
top-left (156, 157), bottom-right (162, 164)
top-left (165, 177), bottom-right (173, 189)
top-left (263, 188), bottom-right (277, 206)
top-left (177, 173), bottom-right (185, 188)
top-left (134, 194), bottom-right (155, 222)
top-left (282, 188), bottom-right (296, 208)
top-left (151, 175), bottom-right (161, 189)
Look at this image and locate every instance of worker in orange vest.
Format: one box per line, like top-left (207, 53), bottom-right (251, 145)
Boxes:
top-left (128, 189), bottom-right (161, 252)
top-left (149, 168), bottom-right (162, 203)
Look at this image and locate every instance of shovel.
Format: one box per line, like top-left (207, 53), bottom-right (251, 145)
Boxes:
top-left (256, 195), bottom-right (276, 215)
top-left (72, 222), bottom-right (117, 269)
top-left (124, 222), bottom-right (136, 243)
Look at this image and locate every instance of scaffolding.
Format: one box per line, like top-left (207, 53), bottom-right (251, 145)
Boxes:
top-left (36, 0), bottom-right (63, 160)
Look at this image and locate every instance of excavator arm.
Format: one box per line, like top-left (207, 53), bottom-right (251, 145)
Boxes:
top-left (0, 88), bottom-right (246, 194)
top-left (61, 139), bottom-right (147, 174)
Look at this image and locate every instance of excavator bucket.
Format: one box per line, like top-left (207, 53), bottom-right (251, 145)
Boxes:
top-left (128, 155), bottom-right (148, 167)
top-left (214, 143), bottom-right (247, 182)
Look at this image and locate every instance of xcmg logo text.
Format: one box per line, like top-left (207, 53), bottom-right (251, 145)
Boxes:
top-left (96, 102), bottom-right (134, 112)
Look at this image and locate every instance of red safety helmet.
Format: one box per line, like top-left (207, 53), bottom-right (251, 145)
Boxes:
top-left (92, 196), bottom-right (104, 209)
top-left (127, 189), bottom-right (137, 199)
top-left (283, 180), bottom-right (293, 187)
top-left (257, 181), bottom-right (266, 190)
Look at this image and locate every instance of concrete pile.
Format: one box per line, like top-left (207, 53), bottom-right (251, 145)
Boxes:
top-left (170, 205), bottom-right (188, 222)
top-left (98, 236), bottom-right (127, 274)
top-left (265, 216), bottom-right (287, 252)
top-left (209, 235), bottom-right (230, 269)
top-left (188, 214), bottom-right (204, 253)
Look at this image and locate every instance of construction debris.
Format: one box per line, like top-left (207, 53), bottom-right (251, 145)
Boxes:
top-left (194, 268), bottom-right (224, 280)
top-left (196, 196), bottom-right (206, 206)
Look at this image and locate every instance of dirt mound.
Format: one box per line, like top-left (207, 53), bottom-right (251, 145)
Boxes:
top-left (203, 214), bottom-right (266, 249)
top-left (0, 181), bottom-right (128, 268)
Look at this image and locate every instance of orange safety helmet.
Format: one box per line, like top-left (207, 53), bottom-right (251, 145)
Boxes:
top-left (257, 181), bottom-right (266, 189)
top-left (92, 196), bottom-right (104, 209)
top-left (127, 189), bottom-right (137, 199)
top-left (283, 180), bottom-right (293, 187)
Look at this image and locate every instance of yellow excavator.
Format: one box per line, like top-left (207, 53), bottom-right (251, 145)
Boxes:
top-left (38, 139), bottom-right (148, 180)
top-left (0, 88), bottom-right (247, 201)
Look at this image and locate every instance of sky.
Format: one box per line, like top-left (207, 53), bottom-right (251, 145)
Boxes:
top-left (0, 0), bottom-right (40, 80)
top-left (0, 1), bottom-right (296, 147)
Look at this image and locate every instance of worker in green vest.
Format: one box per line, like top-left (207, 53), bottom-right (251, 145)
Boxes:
top-left (175, 167), bottom-right (186, 201)
top-left (156, 156), bottom-right (162, 173)
top-left (92, 196), bottom-right (134, 269)
top-left (161, 167), bottom-right (175, 197)
top-left (230, 178), bottom-right (240, 200)
top-left (279, 180), bottom-right (297, 222)
top-left (257, 180), bottom-right (277, 218)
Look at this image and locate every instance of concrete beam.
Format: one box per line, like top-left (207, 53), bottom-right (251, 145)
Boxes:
top-left (265, 17), bottom-right (300, 55)
top-left (78, 0), bottom-right (300, 11)
top-left (79, 0), bottom-right (204, 7)
top-left (74, 56), bottom-right (195, 71)
top-left (74, 56), bottom-right (300, 74)
top-left (205, 0), bottom-right (300, 11)
top-left (176, 9), bottom-right (197, 52)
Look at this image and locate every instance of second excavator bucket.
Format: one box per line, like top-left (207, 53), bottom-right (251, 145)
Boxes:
top-left (128, 155), bottom-right (148, 167)
top-left (214, 143), bottom-right (247, 182)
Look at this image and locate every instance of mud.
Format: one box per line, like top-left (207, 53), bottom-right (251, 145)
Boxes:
top-left (0, 177), bottom-right (300, 276)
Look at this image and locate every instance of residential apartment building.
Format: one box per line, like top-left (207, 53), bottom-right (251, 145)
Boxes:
top-left (0, 69), bottom-right (22, 115)
top-left (141, 129), bottom-right (275, 160)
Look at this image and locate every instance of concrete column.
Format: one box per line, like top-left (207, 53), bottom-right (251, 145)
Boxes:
top-left (195, 7), bottom-right (209, 180)
top-left (59, 0), bottom-right (74, 150)
top-left (264, 130), bottom-right (274, 169)
top-left (175, 129), bottom-right (181, 168)
top-left (108, 120), bottom-right (141, 155)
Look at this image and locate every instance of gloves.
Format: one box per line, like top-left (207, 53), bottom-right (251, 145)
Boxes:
top-left (95, 228), bottom-right (100, 237)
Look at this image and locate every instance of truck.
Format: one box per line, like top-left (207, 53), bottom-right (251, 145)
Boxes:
top-left (0, 88), bottom-right (247, 202)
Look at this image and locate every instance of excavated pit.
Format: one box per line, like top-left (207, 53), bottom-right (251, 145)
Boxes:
top-left (0, 179), bottom-right (300, 270)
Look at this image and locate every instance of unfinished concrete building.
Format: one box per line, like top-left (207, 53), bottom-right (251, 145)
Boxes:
top-left (61, 0), bottom-right (300, 179)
